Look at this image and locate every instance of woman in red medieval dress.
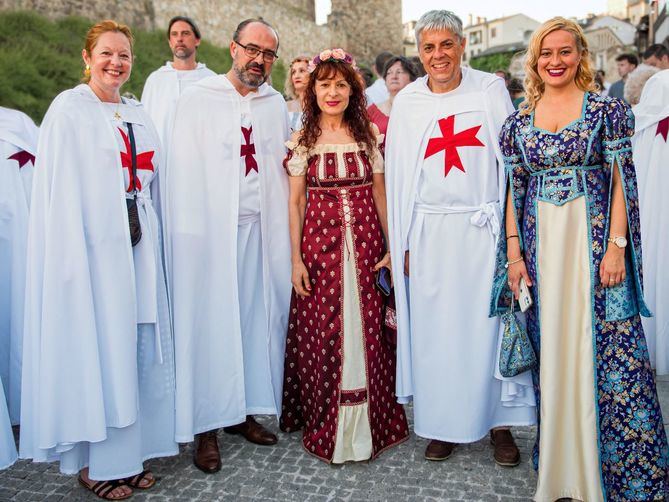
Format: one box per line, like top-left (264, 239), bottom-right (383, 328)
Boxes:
top-left (280, 49), bottom-right (409, 463)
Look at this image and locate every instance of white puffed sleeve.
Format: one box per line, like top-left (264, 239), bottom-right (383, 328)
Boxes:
top-left (283, 140), bottom-right (309, 176)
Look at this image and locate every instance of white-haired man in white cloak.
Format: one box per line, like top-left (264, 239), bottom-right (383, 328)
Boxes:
top-left (0, 106), bottom-right (38, 469)
top-left (164, 18), bottom-right (291, 474)
top-left (633, 69), bottom-right (669, 375)
top-left (385, 10), bottom-right (536, 464)
top-left (141, 15), bottom-right (215, 146)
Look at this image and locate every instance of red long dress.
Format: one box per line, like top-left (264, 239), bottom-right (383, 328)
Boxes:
top-left (280, 137), bottom-right (408, 463)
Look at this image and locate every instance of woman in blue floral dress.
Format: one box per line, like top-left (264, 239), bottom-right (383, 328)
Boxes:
top-left (490, 18), bottom-right (668, 501)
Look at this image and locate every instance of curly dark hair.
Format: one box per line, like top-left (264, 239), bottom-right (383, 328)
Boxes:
top-left (297, 60), bottom-right (377, 159)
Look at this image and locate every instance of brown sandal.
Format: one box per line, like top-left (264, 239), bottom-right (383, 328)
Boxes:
top-left (121, 469), bottom-right (156, 490)
top-left (78, 476), bottom-right (132, 500)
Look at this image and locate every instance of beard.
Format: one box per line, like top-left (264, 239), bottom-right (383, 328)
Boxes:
top-left (233, 61), bottom-right (266, 88)
top-left (173, 46), bottom-right (195, 60)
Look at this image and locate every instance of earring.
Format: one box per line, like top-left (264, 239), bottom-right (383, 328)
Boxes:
top-left (84, 64), bottom-right (91, 78)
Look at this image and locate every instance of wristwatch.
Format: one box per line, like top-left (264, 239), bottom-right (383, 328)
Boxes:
top-left (608, 236), bottom-right (627, 248)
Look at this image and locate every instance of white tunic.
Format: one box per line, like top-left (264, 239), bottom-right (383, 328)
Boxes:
top-left (20, 85), bottom-right (177, 475)
top-left (141, 62), bottom-right (216, 146)
top-left (165, 75), bottom-right (292, 441)
top-left (633, 69), bottom-right (669, 375)
top-left (0, 107), bottom-right (38, 426)
top-left (385, 70), bottom-right (535, 442)
top-left (365, 78), bottom-right (389, 105)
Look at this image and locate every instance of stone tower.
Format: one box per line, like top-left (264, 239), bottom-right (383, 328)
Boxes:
top-left (328, 0), bottom-right (403, 62)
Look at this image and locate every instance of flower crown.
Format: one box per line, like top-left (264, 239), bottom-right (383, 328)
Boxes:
top-left (308, 48), bottom-right (358, 73)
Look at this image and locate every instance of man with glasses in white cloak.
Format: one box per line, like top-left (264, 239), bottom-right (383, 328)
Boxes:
top-left (164, 18), bottom-right (291, 474)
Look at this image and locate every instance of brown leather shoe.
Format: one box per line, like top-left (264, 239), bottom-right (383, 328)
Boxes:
top-left (490, 429), bottom-right (520, 467)
top-left (424, 439), bottom-right (456, 461)
top-left (223, 416), bottom-right (278, 446)
top-left (193, 430), bottom-right (222, 474)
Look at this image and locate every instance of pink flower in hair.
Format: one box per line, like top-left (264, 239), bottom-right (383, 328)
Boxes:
top-left (319, 49), bottom-right (333, 61)
top-left (331, 48), bottom-right (346, 60)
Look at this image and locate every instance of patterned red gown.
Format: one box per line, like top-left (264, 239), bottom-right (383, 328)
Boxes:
top-left (280, 137), bottom-right (409, 463)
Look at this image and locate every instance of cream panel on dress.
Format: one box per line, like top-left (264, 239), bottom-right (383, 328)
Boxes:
top-left (534, 197), bottom-right (604, 502)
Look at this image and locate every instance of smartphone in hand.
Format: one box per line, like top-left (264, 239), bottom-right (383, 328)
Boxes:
top-left (518, 277), bottom-right (533, 312)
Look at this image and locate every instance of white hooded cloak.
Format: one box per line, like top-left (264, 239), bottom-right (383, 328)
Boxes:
top-left (0, 106), bottom-right (38, 426)
top-left (20, 85), bottom-right (177, 474)
top-left (141, 61), bottom-right (215, 146)
top-left (164, 75), bottom-right (291, 442)
top-left (633, 69), bottom-right (669, 375)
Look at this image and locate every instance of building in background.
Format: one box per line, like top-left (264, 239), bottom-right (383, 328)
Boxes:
top-left (462, 14), bottom-right (540, 65)
top-left (582, 15), bottom-right (637, 82)
top-left (403, 20), bottom-right (418, 57)
top-left (650, 0), bottom-right (669, 45)
top-left (607, 0), bottom-right (650, 25)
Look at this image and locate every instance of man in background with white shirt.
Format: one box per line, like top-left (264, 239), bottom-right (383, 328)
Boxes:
top-left (142, 16), bottom-right (215, 144)
top-left (365, 51), bottom-right (393, 105)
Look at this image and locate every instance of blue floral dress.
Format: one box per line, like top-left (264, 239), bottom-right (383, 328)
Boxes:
top-left (490, 92), bottom-right (668, 501)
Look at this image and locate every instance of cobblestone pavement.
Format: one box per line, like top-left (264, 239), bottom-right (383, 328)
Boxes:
top-left (1, 378), bottom-right (667, 502)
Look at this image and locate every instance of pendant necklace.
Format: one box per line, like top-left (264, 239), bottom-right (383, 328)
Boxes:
top-left (113, 96), bottom-right (123, 121)
top-left (114, 101), bottom-right (122, 121)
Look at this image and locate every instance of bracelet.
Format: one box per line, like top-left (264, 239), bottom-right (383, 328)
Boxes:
top-left (505, 256), bottom-right (524, 268)
top-left (506, 235), bottom-right (519, 240)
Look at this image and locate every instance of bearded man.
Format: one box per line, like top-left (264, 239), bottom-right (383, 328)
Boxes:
top-left (141, 16), bottom-right (215, 145)
top-left (164, 18), bottom-right (292, 473)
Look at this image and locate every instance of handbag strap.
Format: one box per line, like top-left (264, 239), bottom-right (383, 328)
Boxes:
top-left (126, 121), bottom-right (138, 197)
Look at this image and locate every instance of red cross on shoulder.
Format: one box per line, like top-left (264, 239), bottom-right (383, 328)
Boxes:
top-left (7, 150), bottom-right (35, 169)
top-left (424, 115), bottom-right (485, 176)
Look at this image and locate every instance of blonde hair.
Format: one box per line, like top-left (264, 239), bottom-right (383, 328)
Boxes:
top-left (82, 20), bottom-right (134, 83)
top-left (284, 56), bottom-right (310, 100)
top-left (520, 17), bottom-right (596, 115)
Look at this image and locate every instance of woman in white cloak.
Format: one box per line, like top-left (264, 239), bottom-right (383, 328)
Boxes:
top-left (20, 20), bottom-right (177, 500)
top-left (633, 69), bottom-right (669, 375)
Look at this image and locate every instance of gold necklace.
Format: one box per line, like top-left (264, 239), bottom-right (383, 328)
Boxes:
top-left (113, 100), bottom-right (122, 121)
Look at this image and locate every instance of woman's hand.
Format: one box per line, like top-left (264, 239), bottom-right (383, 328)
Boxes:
top-left (507, 258), bottom-right (533, 300)
top-left (374, 251), bottom-right (393, 286)
top-left (599, 247), bottom-right (626, 288)
top-left (292, 260), bottom-right (312, 298)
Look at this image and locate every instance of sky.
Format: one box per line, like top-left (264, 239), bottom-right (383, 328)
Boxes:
top-left (315, 0), bottom-right (609, 25)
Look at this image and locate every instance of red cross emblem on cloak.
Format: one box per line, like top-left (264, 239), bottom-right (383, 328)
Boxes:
top-left (241, 126), bottom-right (258, 176)
top-left (424, 115), bottom-right (485, 176)
top-left (118, 127), bottom-right (154, 192)
top-left (657, 116), bottom-right (668, 142)
top-left (7, 150), bottom-right (35, 169)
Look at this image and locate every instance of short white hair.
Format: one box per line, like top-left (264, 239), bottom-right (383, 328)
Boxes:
top-left (624, 63), bottom-right (660, 105)
top-left (415, 10), bottom-right (463, 45)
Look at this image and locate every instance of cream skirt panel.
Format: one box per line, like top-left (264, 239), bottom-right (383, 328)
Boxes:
top-left (534, 197), bottom-right (604, 502)
top-left (332, 224), bottom-right (373, 463)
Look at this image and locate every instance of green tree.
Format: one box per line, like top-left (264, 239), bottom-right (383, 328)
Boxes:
top-left (469, 52), bottom-right (515, 74)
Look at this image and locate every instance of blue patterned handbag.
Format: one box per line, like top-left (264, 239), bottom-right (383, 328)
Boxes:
top-left (499, 303), bottom-right (537, 377)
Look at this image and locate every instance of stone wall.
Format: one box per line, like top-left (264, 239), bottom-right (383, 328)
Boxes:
top-left (0, 0), bottom-right (157, 29)
top-left (0, 0), bottom-right (403, 65)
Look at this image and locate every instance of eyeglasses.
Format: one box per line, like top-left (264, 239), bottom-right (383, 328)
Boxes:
top-left (235, 41), bottom-right (278, 63)
top-left (386, 69), bottom-right (408, 77)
